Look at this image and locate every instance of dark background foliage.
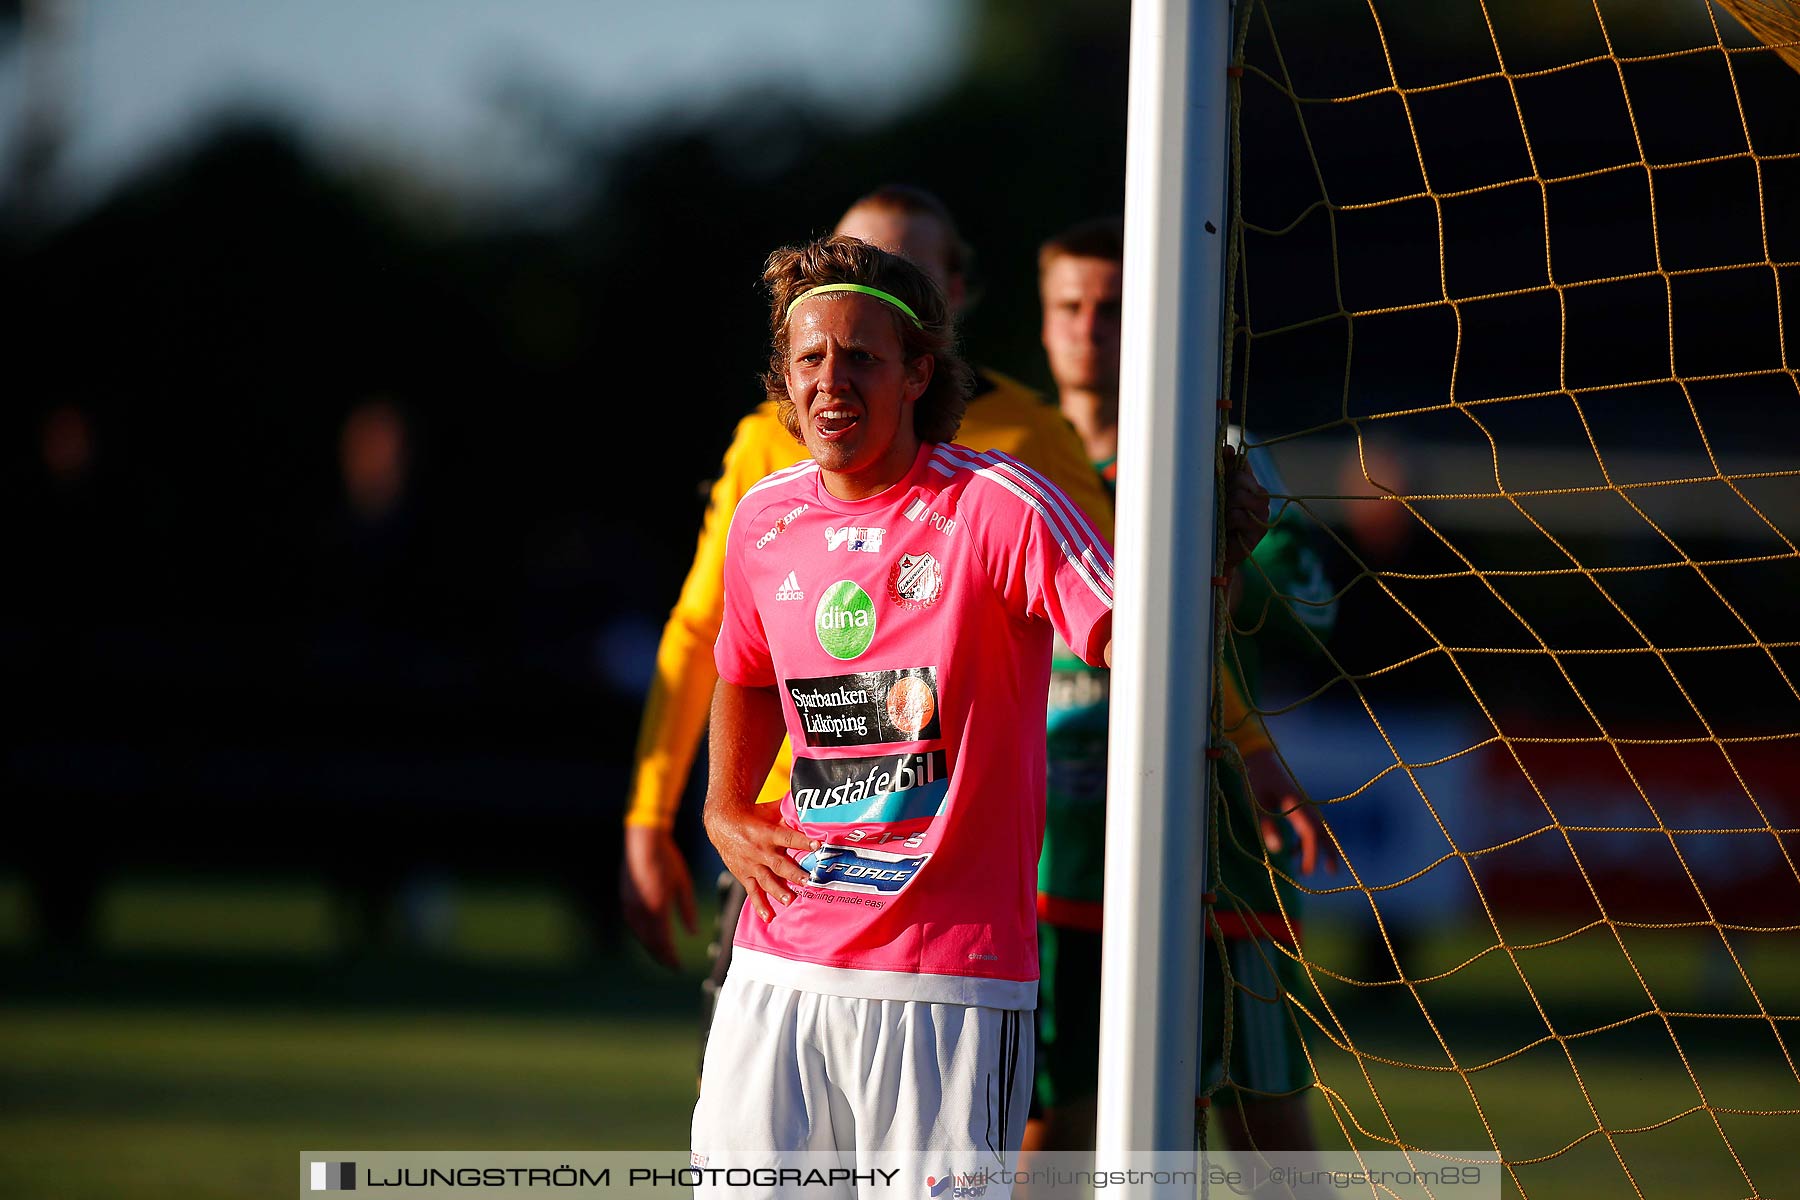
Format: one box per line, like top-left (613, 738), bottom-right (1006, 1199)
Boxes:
top-left (4, 0), bottom-right (1795, 946)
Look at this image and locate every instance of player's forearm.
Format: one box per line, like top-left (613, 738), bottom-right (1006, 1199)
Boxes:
top-left (703, 680), bottom-right (788, 821)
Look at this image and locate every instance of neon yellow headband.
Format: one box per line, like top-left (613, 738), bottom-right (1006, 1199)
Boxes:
top-left (785, 283), bottom-right (923, 329)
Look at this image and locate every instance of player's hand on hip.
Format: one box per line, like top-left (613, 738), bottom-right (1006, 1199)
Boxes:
top-left (620, 824), bottom-right (697, 970)
top-left (1221, 444), bottom-right (1270, 573)
top-left (703, 802), bottom-right (819, 922)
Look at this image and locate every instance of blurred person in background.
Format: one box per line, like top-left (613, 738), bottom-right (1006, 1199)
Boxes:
top-left (1017, 218), bottom-right (1339, 1164)
top-left (21, 403), bottom-right (110, 946)
top-left (341, 399), bottom-right (410, 524)
top-left (618, 185), bottom-right (1115, 1060)
top-left (320, 397), bottom-right (425, 633)
top-left (317, 398), bottom-right (456, 951)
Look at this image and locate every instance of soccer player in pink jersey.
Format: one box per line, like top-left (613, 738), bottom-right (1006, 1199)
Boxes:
top-left (692, 235), bottom-right (1268, 1185)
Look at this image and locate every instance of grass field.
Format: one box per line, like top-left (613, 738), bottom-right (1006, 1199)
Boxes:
top-left (0, 872), bottom-right (1794, 1199)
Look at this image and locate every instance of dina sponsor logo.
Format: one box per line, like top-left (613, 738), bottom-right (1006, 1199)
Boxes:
top-left (799, 845), bottom-right (929, 894)
top-left (903, 497), bottom-right (958, 535)
top-left (787, 667), bottom-right (942, 747)
top-left (815, 580), bottom-right (876, 659)
top-left (755, 503), bottom-right (809, 549)
top-left (790, 749), bottom-right (949, 825)
top-left (887, 551), bottom-right (944, 610)
top-left (824, 525), bottom-right (885, 553)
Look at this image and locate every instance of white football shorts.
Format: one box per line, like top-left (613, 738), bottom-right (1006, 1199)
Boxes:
top-left (691, 973), bottom-right (1032, 1199)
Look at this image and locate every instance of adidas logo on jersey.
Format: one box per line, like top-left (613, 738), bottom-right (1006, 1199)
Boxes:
top-left (775, 571), bottom-right (805, 602)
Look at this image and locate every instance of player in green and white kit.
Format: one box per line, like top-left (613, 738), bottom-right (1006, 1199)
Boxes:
top-left (1022, 219), bottom-right (1339, 1157)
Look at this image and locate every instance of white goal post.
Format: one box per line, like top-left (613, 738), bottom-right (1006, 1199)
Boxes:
top-left (1097, 0), bottom-right (1235, 1171)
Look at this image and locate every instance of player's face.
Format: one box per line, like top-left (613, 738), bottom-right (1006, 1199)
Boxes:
top-left (833, 205), bottom-right (968, 314)
top-left (1040, 254), bottom-right (1124, 395)
top-left (784, 294), bottom-right (933, 500)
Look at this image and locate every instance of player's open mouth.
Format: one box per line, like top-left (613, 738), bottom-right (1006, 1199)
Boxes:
top-left (813, 406), bottom-right (861, 440)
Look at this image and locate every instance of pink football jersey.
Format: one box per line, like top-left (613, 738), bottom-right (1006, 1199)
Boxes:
top-left (715, 441), bottom-right (1114, 1008)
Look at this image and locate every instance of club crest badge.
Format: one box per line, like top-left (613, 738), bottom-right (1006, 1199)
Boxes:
top-left (888, 552), bottom-right (944, 611)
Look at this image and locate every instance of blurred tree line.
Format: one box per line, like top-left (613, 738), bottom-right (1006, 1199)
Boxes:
top-left (3, 0), bottom-right (1796, 949)
top-left (0, 0), bottom-right (1134, 948)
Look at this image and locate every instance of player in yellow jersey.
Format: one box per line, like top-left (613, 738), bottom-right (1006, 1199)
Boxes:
top-left (620, 187), bottom-right (1114, 1010)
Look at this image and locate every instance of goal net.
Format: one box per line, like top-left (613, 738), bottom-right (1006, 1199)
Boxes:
top-left (1214, 1), bottom-right (1800, 1194)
